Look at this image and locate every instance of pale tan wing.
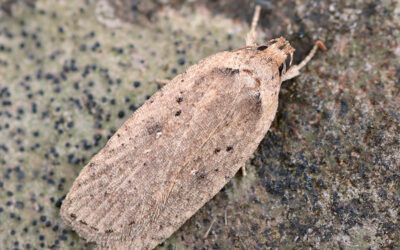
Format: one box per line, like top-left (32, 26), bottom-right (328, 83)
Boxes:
top-left (129, 75), bottom-right (280, 249)
top-left (60, 49), bottom-right (281, 249)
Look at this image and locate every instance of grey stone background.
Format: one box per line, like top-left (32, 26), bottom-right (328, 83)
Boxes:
top-left (0, 0), bottom-right (399, 249)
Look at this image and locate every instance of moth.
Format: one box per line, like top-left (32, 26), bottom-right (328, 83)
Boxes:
top-left (60, 5), bottom-right (325, 249)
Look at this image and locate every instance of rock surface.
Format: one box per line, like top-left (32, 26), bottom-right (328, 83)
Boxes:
top-left (0, 0), bottom-right (398, 249)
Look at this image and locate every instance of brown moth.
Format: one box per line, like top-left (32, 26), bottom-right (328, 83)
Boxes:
top-left (60, 5), bottom-right (325, 249)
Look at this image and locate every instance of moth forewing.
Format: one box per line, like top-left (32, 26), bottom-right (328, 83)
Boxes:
top-left (60, 5), bottom-right (325, 249)
top-left (61, 46), bottom-right (283, 248)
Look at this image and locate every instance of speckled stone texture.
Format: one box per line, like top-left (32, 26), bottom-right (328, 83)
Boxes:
top-left (0, 0), bottom-right (399, 249)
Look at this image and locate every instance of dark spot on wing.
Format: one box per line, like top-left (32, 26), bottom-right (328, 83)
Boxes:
top-left (147, 123), bottom-right (162, 135)
top-left (195, 76), bottom-right (205, 85)
top-left (257, 45), bottom-right (268, 51)
top-left (226, 146), bottom-right (233, 152)
top-left (279, 44), bottom-right (286, 50)
top-left (91, 226), bottom-right (99, 231)
top-left (219, 68), bottom-right (240, 75)
top-left (105, 229), bottom-right (113, 234)
top-left (243, 69), bottom-right (253, 75)
top-left (196, 171), bottom-right (206, 179)
top-left (269, 40), bottom-right (278, 45)
top-left (70, 213), bottom-right (77, 219)
top-left (214, 148), bottom-right (221, 154)
top-left (176, 97), bottom-right (183, 103)
top-left (79, 220), bottom-right (88, 225)
top-left (255, 78), bottom-right (261, 88)
top-left (253, 92), bottom-right (261, 102)
top-left (175, 110), bottom-right (181, 116)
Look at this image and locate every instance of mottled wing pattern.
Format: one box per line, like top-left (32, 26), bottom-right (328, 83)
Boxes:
top-left (60, 49), bottom-right (280, 249)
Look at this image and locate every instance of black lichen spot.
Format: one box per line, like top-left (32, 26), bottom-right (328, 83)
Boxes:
top-left (58, 235), bottom-right (68, 241)
top-left (214, 148), bottom-right (221, 154)
top-left (105, 229), bottom-right (113, 234)
top-left (175, 110), bottom-right (181, 116)
top-left (15, 201), bottom-right (24, 209)
top-left (176, 97), bottom-right (183, 103)
top-left (178, 58), bottom-right (185, 65)
top-left (257, 45), bottom-right (268, 51)
top-left (40, 215), bottom-right (47, 222)
top-left (55, 195), bottom-right (66, 208)
top-left (226, 146), bottom-right (233, 152)
top-left (340, 99), bottom-right (349, 115)
top-left (118, 110), bottom-right (125, 118)
top-left (70, 213), bottom-right (77, 219)
top-left (90, 226), bottom-right (99, 231)
top-left (129, 104), bottom-right (137, 111)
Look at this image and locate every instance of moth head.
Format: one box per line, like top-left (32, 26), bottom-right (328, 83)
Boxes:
top-left (255, 37), bottom-right (294, 78)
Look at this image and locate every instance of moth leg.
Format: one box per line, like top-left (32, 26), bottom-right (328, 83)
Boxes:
top-left (282, 41), bottom-right (326, 82)
top-left (246, 5), bottom-right (261, 46)
top-left (241, 166), bottom-right (247, 176)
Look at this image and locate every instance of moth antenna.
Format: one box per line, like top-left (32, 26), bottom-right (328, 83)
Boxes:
top-left (296, 40), bottom-right (326, 71)
top-left (282, 40), bottom-right (326, 82)
top-left (246, 5), bottom-right (261, 46)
